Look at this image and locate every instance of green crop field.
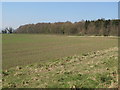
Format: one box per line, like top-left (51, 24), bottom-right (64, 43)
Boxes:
top-left (2, 34), bottom-right (118, 88)
top-left (2, 34), bottom-right (118, 70)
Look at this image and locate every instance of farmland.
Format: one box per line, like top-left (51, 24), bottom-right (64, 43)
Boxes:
top-left (2, 34), bottom-right (118, 88)
top-left (2, 46), bottom-right (118, 88)
top-left (2, 34), bottom-right (118, 70)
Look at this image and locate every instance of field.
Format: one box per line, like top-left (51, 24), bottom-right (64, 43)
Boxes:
top-left (3, 34), bottom-right (117, 70)
top-left (2, 34), bottom-right (118, 88)
top-left (2, 47), bottom-right (118, 88)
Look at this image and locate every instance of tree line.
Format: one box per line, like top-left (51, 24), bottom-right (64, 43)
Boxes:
top-left (4, 19), bottom-right (120, 36)
top-left (2, 27), bottom-right (13, 34)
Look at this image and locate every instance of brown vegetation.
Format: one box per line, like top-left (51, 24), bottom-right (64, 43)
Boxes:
top-left (15, 19), bottom-right (120, 36)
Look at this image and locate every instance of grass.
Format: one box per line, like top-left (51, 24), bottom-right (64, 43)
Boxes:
top-left (2, 34), bottom-right (118, 88)
top-left (2, 47), bottom-right (118, 88)
top-left (2, 34), bottom-right (118, 70)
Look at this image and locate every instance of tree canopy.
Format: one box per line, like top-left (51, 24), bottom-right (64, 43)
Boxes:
top-left (14, 19), bottom-right (120, 36)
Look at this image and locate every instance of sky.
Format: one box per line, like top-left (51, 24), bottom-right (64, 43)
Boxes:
top-left (0, 2), bottom-right (2, 30)
top-left (1, 2), bottom-right (118, 29)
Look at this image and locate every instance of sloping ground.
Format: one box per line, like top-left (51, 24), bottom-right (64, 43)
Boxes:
top-left (2, 47), bottom-right (118, 88)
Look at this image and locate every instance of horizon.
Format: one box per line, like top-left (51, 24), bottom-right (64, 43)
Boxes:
top-left (1, 2), bottom-right (118, 30)
top-left (1, 18), bottom-right (119, 30)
